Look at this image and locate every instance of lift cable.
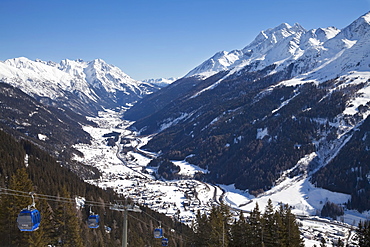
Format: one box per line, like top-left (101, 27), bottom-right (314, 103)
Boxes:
top-left (0, 186), bottom-right (194, 241)
top-left (0, 187), bottom-right (112, 208)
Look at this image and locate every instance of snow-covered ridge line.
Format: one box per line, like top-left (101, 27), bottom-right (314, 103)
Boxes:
top-left (0, 57), bottom-right (161, 114)
top-left (185, 11), bottom-right (370, 87)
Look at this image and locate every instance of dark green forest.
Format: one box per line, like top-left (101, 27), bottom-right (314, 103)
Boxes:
top-left (0, 129), bottom-right (192, 246)
top-left (193, 200), bottom-right (304, 247)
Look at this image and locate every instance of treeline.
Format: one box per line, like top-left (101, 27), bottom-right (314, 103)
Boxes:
top-left (193, 199), bottom-right (304, 247)
top-left (321, 201), bottom-right (344, 219)
top-left (0, 129), bottom-right (192, 246)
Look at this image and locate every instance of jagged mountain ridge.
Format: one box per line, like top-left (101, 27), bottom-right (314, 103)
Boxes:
top-left (124, 12), bottom-right (370, 210)
top-left (184, 12), bottom-right (370, 79)
top-left (0, 57), bottom-right (160, 116)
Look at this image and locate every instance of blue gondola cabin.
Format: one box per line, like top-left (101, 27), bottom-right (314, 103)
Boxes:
top-left (87, 214), bottom-right (100, 228)
top-left (154, 228), bottom-right (163, 238)
top-left (162, 238), bottom-right (169, 246)
top-left (17, 209), bottom-right (41, 231)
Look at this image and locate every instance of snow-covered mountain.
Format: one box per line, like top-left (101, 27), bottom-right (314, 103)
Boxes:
top-left (141, 77), bottom-right (178, 87)
top-left (0, 57), bottom-right (159, 115)
top-left (185, 11), bottom-right (370, 79)
top-left (124, 11), bottom-right (370, 213)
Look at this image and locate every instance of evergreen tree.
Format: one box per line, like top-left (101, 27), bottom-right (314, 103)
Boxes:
top-left (248, 203), bottom-right (263, 246)
top-left (337, 238), bottom-right (344, 247)
top-left (208, 203), bottom-right (231, 246)
top-left (27, 198), bottom-right (53, 246)
top-left (193, 210), bottom-right (211, 246)
top-left (279, 204), bottom-right (304, 247)
top-left (262, 199), bottom-right (279, 246)
top-left (357, 221), bottom-right (370, 247)
top-left (53, 187), bottom-right (84, 247)
top-left (0, 168), bottom-right (37, 246)
top-left (230, 211), bottom-right (248, 247)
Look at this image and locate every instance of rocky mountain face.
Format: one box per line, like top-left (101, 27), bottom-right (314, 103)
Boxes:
top-left (124, 12), bottom-right (370, 210)
top-left (0, 57), bottom-right (160, 116)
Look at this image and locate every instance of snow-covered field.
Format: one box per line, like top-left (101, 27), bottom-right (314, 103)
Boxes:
top-left (73, 109), bottom-right (369, 246)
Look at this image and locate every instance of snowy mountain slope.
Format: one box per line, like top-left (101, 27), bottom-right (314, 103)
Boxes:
top-left (0, 57), bottom-right (160, 115)
top-left (74, 109), bottom-right (362, 246)
top-left (185, 12), bottom-right (369, 81)
top-left (141, 77), bottom-right (179, 87)
top-left (123, 11), bottom-right (370, 213)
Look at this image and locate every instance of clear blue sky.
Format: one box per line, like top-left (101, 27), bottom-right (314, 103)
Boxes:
top-left (0, 0), bottom-right (369, 80)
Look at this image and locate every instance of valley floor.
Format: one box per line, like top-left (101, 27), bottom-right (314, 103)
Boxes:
top-left (72, 109), bottom-right (369, 246)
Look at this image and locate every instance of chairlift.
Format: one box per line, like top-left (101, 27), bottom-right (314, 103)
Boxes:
top-left (17, 193), bottom-right (41, 231)
top-left (162, 237), bottom-right (169, 246)
top-left (87, 206), bottom-right (100, 228)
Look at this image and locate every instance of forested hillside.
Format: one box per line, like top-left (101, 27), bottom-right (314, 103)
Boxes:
top-left (0, 129), bottom-right (192, 246)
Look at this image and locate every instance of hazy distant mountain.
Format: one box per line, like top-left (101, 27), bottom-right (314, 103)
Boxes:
top-left (125, 12), bottom-right (370, 210)
top-left (0, 57), bottom-right (160, 115)
top-left (141, 77), bottom-right (179, 87)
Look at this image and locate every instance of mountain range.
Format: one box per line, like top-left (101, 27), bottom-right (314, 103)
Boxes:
top-left (1, 11), bottom-right (370, 212)
top-left (0, 57), bottom-right (160, 116)
top-left (124, 11), bottom-right (370, 211)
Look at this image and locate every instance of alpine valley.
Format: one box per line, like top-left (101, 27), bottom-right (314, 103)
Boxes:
top-left (1, 11), bottom-right (370, 246)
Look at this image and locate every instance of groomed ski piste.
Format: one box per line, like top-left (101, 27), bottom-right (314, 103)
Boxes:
top-left (72, 109), bottom-right (369, 246)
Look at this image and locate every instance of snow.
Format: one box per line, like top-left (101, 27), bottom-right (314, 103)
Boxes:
top-left (141, 77), bottom-right (178, 87)
top-left (0, 57), bottom-right (150, 104)
top-left (37, 133), bottom-right (48, 141)
top-left (70, 109), bottom-right (369, 244)
top-left (256, 127), bottom-right (268, 139)
top-left (66, 12), bottom-right (370, 246)
top-left (172, 158), bottom-right (208, 177)
top-left (70, 108), bottom-right (370, 246)
top-left (159, 112), bottom-right (191, 131)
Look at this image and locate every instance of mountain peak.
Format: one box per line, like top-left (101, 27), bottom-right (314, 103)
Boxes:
top-left (4, 57), bottom-right (32, 67)
top-left (0, 57), bottom-right (159, 115)
top-left (361, 11), bottom-right (370, 24)
top-left (338, 11), bottom-right (370, 40)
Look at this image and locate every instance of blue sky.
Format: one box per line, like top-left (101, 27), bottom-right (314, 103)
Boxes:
top-left (0, 0), bottom-right (369, 80)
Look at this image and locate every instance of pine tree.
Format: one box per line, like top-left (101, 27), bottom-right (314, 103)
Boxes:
top-left (193, 210), bottom-right (211, 246)
top-left (53, 187), bottom-right (84, 247)
top-left (27, 198), bottom-right (53, 246)
top-left (208, 204), bottom-right (231, 246)
top-left (230, 211), bottom-right (248, 247)
top-left (248, 203), bottom-right (263, 246)
top-left (272, 210), bottom-right (284, 246)
top-left (0, 168), bottom-right (38, 246)
top-left (357, 221), bottom-right (370, 247)
top-left (262, 199), bottom-right (277, 246)
top-left (279, 204), bottom-right (304, 247)
top-left (337, 238), bottom-right (344, 246)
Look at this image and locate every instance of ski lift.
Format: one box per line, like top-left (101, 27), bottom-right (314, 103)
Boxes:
top-left (162, 237), bottom-right (169, 246)
top-left (87, 206), bottom-right (100, 228)
top-left (154, 221), bottom-right (163, 238)
top-left (17, 193), bottom-right (41, 231)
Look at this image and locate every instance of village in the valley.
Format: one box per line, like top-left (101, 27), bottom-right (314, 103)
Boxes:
top-left (73, 110), bottom-right (361, 246)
